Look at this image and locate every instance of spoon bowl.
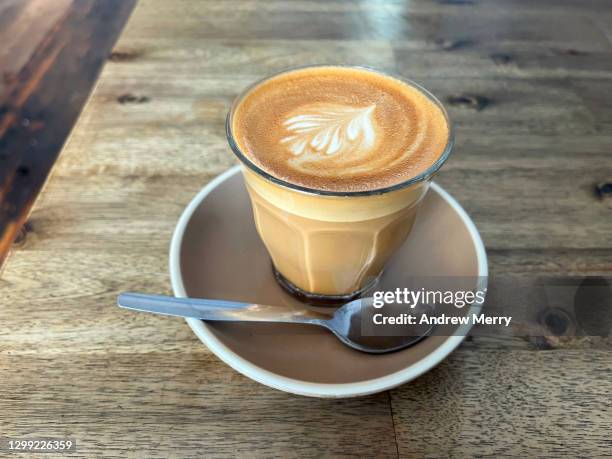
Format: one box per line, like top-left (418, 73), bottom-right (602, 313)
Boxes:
top-left (325, 297), bottom-right (434, 353)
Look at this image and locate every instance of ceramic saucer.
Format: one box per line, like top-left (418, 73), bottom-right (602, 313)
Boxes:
top-left (170, 166), bottom-right (487, 398)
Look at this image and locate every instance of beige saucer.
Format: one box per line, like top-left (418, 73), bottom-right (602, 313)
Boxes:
top-left (170, 166), bottom-right (487, 397)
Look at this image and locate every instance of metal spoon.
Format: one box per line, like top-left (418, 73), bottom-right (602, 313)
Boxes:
top-left (117, 293), bottom-right (434, 353)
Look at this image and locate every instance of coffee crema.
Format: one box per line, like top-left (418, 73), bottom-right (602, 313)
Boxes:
top-left (231, 66), bottom-right (450, 192)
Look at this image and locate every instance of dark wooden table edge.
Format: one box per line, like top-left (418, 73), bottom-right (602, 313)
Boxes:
top-left (0, 0), bottom-right (137, 273)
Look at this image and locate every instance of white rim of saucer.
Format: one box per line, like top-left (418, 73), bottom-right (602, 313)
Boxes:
top-left (169, 165), bottom-right (488, 398)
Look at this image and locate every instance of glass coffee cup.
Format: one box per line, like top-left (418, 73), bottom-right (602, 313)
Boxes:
top-left (226, 66), bottom-right (454, 303)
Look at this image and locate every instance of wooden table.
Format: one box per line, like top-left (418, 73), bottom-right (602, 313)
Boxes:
top-left (1, 0), bottom-right (611, 457)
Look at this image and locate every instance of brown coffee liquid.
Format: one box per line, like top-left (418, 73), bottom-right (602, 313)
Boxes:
top-left (231, 66), bottom-right (450, 192)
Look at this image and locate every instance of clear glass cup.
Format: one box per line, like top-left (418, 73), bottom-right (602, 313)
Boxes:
top-left (227, 65), bottom-right (454, 303)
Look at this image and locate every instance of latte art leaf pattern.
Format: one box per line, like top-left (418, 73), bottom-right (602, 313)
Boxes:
top-left (281, 104), bottom-right (376, 157)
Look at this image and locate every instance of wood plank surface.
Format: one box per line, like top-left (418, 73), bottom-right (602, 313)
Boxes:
top-left (0, 0), bottom-right (136, 268)
top-left (391, 349), bottom-right (612, 458)
top-left (0, 351), bottom-right (398, 458)
top-left (1, 0), bottom-right (611, 457)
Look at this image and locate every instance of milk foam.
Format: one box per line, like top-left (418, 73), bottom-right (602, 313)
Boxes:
top-left (231, 66), bottom-right (450, 192)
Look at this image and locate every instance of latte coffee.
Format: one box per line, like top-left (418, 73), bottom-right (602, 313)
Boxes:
top-left (228, 66), bottom-right (452, 300)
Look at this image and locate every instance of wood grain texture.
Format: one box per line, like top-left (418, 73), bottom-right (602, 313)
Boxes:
top-left (391, 349), bottom-right (612, 458)
top-left (1, 0), bottom-right (611, 457)
top-left (0, 0), bottom-right (136, 268)
top-left (0, 351), bottom-right (398, 458)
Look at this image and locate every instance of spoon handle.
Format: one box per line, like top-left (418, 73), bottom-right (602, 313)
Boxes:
top-left (117, 292), bottom-right (326, 324)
